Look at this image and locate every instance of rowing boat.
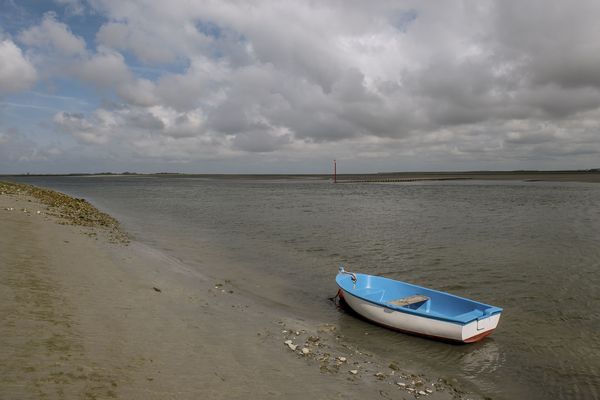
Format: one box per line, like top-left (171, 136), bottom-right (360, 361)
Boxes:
top-left (336, 266), bottom-right (502, 343)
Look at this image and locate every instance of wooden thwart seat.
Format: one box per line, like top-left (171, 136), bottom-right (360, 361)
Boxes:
top-left (388, 295), bottom-right (430, 307)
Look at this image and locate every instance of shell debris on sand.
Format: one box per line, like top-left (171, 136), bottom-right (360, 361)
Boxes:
top-left (284, 340), bottom-right (298, 351)
top-left (276, 322), bottom-right (466, 398)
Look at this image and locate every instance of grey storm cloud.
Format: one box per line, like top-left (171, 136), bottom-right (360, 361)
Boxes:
top-left (5, 0), bottom-right (600, 172)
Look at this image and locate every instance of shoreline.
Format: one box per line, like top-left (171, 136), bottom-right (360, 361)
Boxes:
top-left (3, 169), bottom-right (600, 184)
top-left (0, 182), bottom-right (484, 399)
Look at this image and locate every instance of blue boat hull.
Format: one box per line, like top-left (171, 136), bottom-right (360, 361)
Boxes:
top-left (336, 270), bottom-right (502, 343)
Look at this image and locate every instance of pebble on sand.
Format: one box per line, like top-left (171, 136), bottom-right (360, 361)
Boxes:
top-left (374, 372), bottom-right (386, 380)
top-left (337, 357), bottom-right (347, 362)
top-left (301, 347), bottom-right (310, 355)
top-left (349, 370), bottom-right (358, 375)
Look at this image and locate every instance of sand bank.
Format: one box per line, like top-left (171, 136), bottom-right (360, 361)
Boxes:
top-left (0, 183), bottom-right (481, 399)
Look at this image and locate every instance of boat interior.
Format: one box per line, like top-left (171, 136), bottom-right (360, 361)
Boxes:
top-left (339, 273), bottom-right (500, 323)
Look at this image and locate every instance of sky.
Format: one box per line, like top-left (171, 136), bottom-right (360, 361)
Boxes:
top-left (1, 0), bottom-right (600, 174)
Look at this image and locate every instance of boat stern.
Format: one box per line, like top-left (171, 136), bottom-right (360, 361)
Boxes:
top-left (462, 311), bottom-right (502, 343)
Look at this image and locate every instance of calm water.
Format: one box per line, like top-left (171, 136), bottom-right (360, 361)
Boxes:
top-left (11, 176), bottom-right (600, 400)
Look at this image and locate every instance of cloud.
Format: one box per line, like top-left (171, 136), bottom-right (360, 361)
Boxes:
top-left (76, 47), bottom-right (131, 87)
top-left (54, 0), bottom-right (86, 17)
top-left (96, 22), bottom-right (177, 64)
top-left (0, 127), bottom-right (64, 165)
top-left (6, 1), bottom-right (600, 171)
top-left (232, 129), bottom-right (292, 153)
top-left (19, 12), bottom-right (86, 56)
top-left (54, 112), bottom-right (108, 144)
top-left (0, 39), bottom-right (37, 94)
top-left (117, 78), bottom-right (159, 107)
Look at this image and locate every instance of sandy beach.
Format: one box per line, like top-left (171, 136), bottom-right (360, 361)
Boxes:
top-left (0, 182), bottom-right (479, 400)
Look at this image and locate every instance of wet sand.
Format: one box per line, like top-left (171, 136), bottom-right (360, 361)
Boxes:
top-left (0, 182), bottom-right (481, 399)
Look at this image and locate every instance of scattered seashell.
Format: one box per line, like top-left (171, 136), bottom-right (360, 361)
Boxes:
top-left (418, 390), bottom-right (427, 395)
top-left (425, 389), bottom-right (433, 393)
top-left (397, 382), bottom-right (406, 387)
top-left (287, 343), bottom-right (298, 351)
top-left (301, 347), bottom-right (310, 355)
top-left (284, 340), bottom-right (293, 345)
top-left (317, 324), bottom-right (336, 333)
top-left (349, 370), bottom-right (358, 375)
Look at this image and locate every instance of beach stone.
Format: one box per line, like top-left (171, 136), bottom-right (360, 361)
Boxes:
top-left (374, 372), bottom-right (386, 380)
top-left (338, 357), bottom-right (347, 362)
top-left (284, 340), bottom-right (293, 345)
top-left (397, 382), bottom-right (406, 387)
top-left (349, 370), bottom-right (358, 375)
top-left (301, 347), bottom-right (310, 355)
top-left (425, 389), bottom-right (433, 393)
top-left (418, 390), bottom-right (427, 395)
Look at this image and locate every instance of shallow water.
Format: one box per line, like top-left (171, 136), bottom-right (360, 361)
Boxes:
top-left (11, 176), bottom-right (600, 400)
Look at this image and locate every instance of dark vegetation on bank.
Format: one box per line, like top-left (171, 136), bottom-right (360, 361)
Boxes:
top-left (0, 181), bottom-right (128, 243)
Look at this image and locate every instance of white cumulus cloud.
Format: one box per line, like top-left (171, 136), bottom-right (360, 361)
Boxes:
top-left (0, 39), bottom-right (37, 94)
top-left (19, 12), bottom-right (86, 56)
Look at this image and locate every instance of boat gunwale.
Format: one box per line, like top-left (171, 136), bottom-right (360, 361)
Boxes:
top-left (336, 273), bottom-right (503, 325)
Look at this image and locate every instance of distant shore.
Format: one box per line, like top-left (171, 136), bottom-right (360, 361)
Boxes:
top-left (0, 181), bottom-right (483, 399)
top-left (3, 169), bottom-right (600, 184)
